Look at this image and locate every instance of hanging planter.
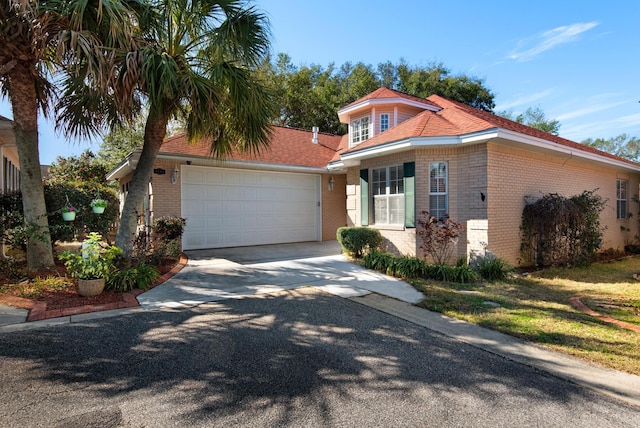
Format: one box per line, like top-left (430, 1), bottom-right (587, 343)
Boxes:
top-left (91, 190), bottom-right (107, 214)
top-left (61, 210), bottom-right (76, 221)
top-left (61, 196), bottom-right (76, 221)
top-left (91, 199), bottom-right (107, 214)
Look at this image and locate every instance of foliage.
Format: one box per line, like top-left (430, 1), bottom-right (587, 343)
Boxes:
top-left (0, 257), bottom-right (21, 281)
top-left (337, 227), bottom-right (383, 258)
top-left (0, 191), bottom-right (24, 246)
top-left (97, 118), bottom-right (146, 171)
top-left (46, 150), bottom-right (110, 186)
top-left (499, 106), bottom-right (561, 135)
top-left (59, 233), bottom-right (122, 280)
top-left (44, 182), bottom-right (119, 244)
top-left (0, 0), bottom-right (141, 271)
top-left (520, 190), bottom-right (606, 267)
top-left (262, 54), bottom-right (496, 135)
top-left (14, 275), bottom-right (73, 299)
top-left (416, 212), bottom-right (465, 265)
top-left (153, 217), bottom-right (186, 242)
top-left (107, 263), bottom-right (159, 292)
top-left (582, 134), bottom-right (640, 162)
top-left (475, 257), bottom-right (513, 281)
top-left (362, 250), bottom-right (479, 283)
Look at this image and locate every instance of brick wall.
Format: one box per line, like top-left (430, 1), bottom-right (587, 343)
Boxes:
top-left (486, 142), bottom-right (640, 265)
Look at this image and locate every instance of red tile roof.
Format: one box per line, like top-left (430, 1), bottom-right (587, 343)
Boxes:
top-left (159, 126), bottom-right (343, 169)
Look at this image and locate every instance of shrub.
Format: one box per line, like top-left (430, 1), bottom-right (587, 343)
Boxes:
top-left (337, 227), bottom-right (382, 258)
top-left (416, 212), bottom-right (464, 264)
top-left (107, 263), bottom-right (160, 292)
top-left (475, 257), bottom-right (512, 281)
top-left (59, 233), bottom-right (121, 280)
top-left (153, 216), bottom-right (186, 242)
top-left (520, 190), bottom-right (605, 267)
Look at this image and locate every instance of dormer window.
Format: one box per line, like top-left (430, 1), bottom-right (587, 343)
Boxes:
top-left (380, 113), bottom-right (389, 132)
top-left (351, 115), bottom-right (370, 146)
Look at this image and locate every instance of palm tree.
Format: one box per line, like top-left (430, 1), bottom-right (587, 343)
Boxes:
top-left (0, 0), bottom-right (140, 270)
top-left (109, 0), bottom-right (274, 256)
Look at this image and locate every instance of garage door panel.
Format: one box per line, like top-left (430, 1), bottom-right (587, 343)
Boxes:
top-left (182, 166), bottom-right (319, 250)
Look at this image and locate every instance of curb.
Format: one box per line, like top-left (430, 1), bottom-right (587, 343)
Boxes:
top-left (2, 253), bottom-right (189, 324)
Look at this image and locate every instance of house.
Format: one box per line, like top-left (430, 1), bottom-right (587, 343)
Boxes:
top-left (107, 88), bottom-right (640, 265)
top-left (0, 115), bottom-right (20, 192)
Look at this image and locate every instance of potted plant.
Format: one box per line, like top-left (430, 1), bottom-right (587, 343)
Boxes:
top-left (90, 198), bottom-right (108, 214)
top-left (59, 232), bottom-right (122, 296)
top-left (61, 204), bottom-right (76, 221)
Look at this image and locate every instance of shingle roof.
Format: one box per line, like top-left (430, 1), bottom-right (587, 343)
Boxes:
top-left (159, 125), bottom-right (343, 169)
top-left (340, 87), bottom-right (439, 111)
top-left (342, 93), bottom-right (640, 167)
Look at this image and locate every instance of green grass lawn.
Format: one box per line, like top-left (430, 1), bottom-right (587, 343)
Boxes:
top-left (407, 257), bottom-right (640, 375)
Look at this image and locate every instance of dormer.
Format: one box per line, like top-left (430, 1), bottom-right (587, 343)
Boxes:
top-left (337, 87), bottom-right (441, 148)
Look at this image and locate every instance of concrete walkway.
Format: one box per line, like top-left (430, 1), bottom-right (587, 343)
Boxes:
top-left (137, 241), bottom-right (423, 310)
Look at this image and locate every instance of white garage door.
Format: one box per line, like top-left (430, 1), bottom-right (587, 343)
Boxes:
top-left (181, 166), bottom-right (320, 250)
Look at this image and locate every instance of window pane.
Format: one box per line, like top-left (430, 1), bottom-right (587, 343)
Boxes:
top-left (374, 196), bottom-right (388, 224)
top-left (389, 195), bottom-right (405, 224)
top-left (430, 195), bottom-right (447, 219)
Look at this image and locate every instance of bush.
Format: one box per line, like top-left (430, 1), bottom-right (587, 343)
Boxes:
top-left (153, 217), bottom-right (186, 242)
top-left (475, 257), bottom-right (512, 281)
top-left (337, 227), bottom-right (382, 258)
top-left (416, 212), bottom-right (464, 264)
top-left (107, 263), bottom-right (160, 292)
top-left (520, 190), bottom-right (605, 267)
top-left (59, 233), bottom-right (121, 280)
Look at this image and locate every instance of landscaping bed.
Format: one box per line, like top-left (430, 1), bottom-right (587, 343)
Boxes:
top-left (0, 256), bottom-right (179, 312)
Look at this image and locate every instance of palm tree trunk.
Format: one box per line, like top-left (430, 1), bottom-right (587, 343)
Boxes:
top-left (115, 107), bottom-right (169, 257)
top-left (7, 66), bottom-right (55, 271)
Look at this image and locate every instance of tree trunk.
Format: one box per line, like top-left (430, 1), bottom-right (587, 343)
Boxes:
top-left (115, 107), bottom-right (169, 257)
top-left (7, 65), bottom-right (55, 271)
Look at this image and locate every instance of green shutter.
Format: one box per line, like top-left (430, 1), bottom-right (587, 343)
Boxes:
top-left (360, 169), bottom-right (369, 226)
top-left (404, 162), bottom-right (415, 228)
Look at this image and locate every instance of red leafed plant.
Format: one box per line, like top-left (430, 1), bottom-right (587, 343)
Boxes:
top-left (416, 211), bottom-right (465, 265)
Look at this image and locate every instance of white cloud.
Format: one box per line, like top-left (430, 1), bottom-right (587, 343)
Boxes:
top-left (556, 101), bottom-right (627, 121)
top-left (562, 113), bottom-right (640, 140)
top-left (495, 89), bottom-right (553, 111)
top-left (508, 22), bottom-right (599, 62)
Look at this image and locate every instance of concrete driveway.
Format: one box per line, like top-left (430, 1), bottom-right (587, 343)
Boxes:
top-left (137, 241), bottom-right (424, 310)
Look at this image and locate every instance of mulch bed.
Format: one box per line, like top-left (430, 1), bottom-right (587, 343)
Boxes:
top-left (0, 254), bottom-right (187, 320)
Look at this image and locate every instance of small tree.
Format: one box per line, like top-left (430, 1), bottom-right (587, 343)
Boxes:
top-left (416, 212), bottom-right (464, 265)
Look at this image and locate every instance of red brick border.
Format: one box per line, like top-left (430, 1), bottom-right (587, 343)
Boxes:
top-left (1, 253), bottom-right (188, 323)
top-left (570, 296), bottom-right (640, 333)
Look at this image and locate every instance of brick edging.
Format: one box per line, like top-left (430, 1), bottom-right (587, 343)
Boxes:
top-left (23, 252), bottom-right (189, 322)
top-left (570, 296), bottom-right (640, 333)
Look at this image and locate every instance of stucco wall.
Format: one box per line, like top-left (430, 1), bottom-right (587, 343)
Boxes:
top-left (321, 173), bottom-right (347, 241)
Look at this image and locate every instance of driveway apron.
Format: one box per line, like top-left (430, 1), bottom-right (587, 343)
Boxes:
top-left (137, 241), bottom-right (423, 310)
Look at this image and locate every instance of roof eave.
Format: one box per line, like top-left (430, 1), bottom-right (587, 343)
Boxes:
top-left (337, 98), bottom-right (441, 123)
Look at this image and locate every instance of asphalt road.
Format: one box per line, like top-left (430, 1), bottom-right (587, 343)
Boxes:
top-left (1, 288), bottom-right (639, 427)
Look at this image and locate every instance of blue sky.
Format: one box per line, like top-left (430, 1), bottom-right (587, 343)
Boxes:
top-left (1, 0), bottom-right (638, 164)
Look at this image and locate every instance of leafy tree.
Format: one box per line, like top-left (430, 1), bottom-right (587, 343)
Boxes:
top-left (499, 106), bottom-right (561, 135)
top-left (97, 119), bottom-right (146, 172)
top-left (0, 0), bottom-right (139, 270)
top-left (104, 0), bottom-right (274, 257)
top-left (47, 150), bottom-right (109, 186)
top-left (582, 134), bottom-right (640, 161)
top-left (263, 57), bottom-right (496, 135)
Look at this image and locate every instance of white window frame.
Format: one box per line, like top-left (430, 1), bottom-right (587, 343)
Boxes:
top-left (380, 113), bottom-right (389, 133)
top-left (350, 115), bottom-right (371, 146)
top-left (372, 165), bottom-right (404, 225)
top-left (429, 162), bottom-right (448, 219)
top-left (617, 179), bottom-right (628, 220)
